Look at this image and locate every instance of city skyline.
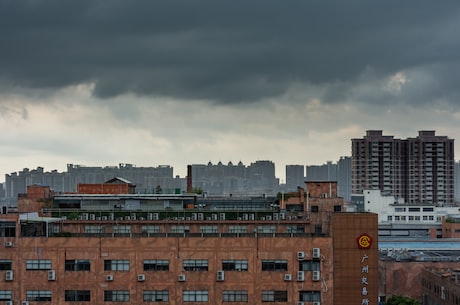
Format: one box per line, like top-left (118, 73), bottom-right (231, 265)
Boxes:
top-left (1, 2), bottom-right (460, 184)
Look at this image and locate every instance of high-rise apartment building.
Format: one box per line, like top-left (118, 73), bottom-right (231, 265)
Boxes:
top-left (352, 130), bottom-right (455, 205)
top-left (455, 160), bottom-right (460, 203)
top-left (285, 165), bottom-right (305, 192)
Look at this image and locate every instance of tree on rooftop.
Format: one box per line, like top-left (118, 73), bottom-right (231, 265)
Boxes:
top-left (385, 295), bottom-right (420, 305)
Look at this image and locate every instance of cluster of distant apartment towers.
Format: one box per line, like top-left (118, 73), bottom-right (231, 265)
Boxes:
top-left (1, 130), bottom-right (459, 206)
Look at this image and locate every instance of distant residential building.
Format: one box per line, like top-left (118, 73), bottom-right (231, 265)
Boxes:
top-left (306, 158), bottom-right (352, 202)
top-left (306, 161), bottom-right (337, 182)
top-left (455, 160), bottom-right (460, 203)
top-left (4, 164), bottom-right (185, 204)
top-left (337, 156), bottom-right (352, 202)
top-left (352, 130), bottom-right (455, 205)
top-left (285, 165), bottom-right (304, 192)
top-left (190, 160), bottom-right (279, 196)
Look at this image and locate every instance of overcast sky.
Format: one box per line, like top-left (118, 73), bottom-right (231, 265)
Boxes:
top-left (1, 1), bottom-right (460, 182)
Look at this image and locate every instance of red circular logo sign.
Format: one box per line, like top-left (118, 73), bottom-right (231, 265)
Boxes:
top-left (357, 233), bottom-right (372, 249)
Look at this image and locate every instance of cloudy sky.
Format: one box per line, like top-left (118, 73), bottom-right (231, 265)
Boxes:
top-left (1, 1), bottom-right (460, 182)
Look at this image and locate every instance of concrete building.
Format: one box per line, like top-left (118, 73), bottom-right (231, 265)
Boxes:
top-left (285, 165), bottom-right (305, 192)
top-left (306, 158), bottom-right (352, 203)
top-left (352, 189), bottom-right (460, 238)
top-left (0, 182), bottom-right (379, 305)
top-left (352, 130), bottom-right (455, 206)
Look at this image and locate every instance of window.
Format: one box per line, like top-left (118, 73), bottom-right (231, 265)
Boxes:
top-left (299, 260), bottom-right (320, 271)
top-left (408, 207), bottom-right (420, 212)
top-left (222, 290), bottom-right (248, 302)
top-left (387, 216), bottom-right (393, 221)
top-left (0, 260), bottom-right (12, 270)
top-left (183, 291), bottom-right (208, 302)
top-left (141, 225), bottom-right (160, 234)
top-left (144, 260), bottom-right (169, 271)
top-left (395, 207), bottom-right (406, 212)
top-left (104, 290), bottom-right (130, 302)
top-left (200, 225), bottom-right (218, 233)
top-left (229, 225), bottom-right (247, 233)
top-left (26, 259), bottom-right (52, 270)
top-left (299, 290), bottom-right (321, 302)
top-left (65, 290), bottom-right (90, 302)
top-left (104, 260), bottom-right (130, 271)
top-left (286, 225), bottom-right (304, 233)
top-left (0, 222), bottom-right (16, 237)
top-left (84, 225), bottom-right (104, 234)
top-left (65, 260), bottom-right (90, 271)
top-left (0, 290), bottom-right (12, 301)
top-left (333, 205), bottom-right (342, 212)
top-left (423, 207), bottom-right (434, 212)
top-left (311, 206), bottom-right (319, 213)
top-left (144, 290), bottom-right (169, 302)
top-left (262, 260), bottom-right (287, 271)
top-left (183, 260), bottom-right (208, 271)
top-left (222, 260), bottom-right (248, 271)
top-left (26, 290), bottom-right (52, 302)
top-left (262, 291), bottom-right (287, 302)
top-left (113, 225), bottom-right (131, 234)
top-left (172, 225), bottom-right (190, 233)
top-left (257, 226), bottom-right (275, 233)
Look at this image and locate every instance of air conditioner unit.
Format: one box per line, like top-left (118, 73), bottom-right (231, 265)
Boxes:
top-left (105, 275), bottom-right (114, 281)
top-left (217, 270), bottom-right (225, 281)
top-left (48, 270), bottom-right (56, 281)
top-left (297, 251), bottom-right (306, 260)
top-left (5, 301), bottom-right (13, 305)
top-left (266, 215), bottom-right (272, 220)
top-left (313, 302), bottom-right (321, 305)
top-left (5, 242), bottom-right (13, 247)
top-left (178, 274), bottom-right (186, 282)
top-left (137, 274), bottom-right (145, 281)
top-left (22, 302), bottom-right (29, 305)
top-left (297, 271), bottom-right (305, 282)
top-left (5, 270), bottom-right (13, 281)
top-left (297, 302), bottom-right (304, 305)
top-left (312, 248), bottom-right (321, 259)
top-left (284, 273), bottom-right (292, 281)
top-left (312, 270), bottom-right (321, 281)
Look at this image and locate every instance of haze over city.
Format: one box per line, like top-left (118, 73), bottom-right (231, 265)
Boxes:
top-left (1, 1), bottom-right (460, 182)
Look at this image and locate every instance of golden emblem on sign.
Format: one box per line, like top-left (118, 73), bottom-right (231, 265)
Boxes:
top-left (357, 233), bottom-right (372, 249)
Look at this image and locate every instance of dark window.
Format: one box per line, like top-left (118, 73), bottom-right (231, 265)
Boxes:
top-left (262, 260), bottom-right (287, 271)
top-left (299, 260), bottom-right (320, 271)
top-left (311, 206), bottom-right (319, 213)
top-left (144, 290), bottom-right (169, 302)
top-left (262, 291), bottom-right (287, 302)
top-left (104, 290), bottom-right (130, 302)
top-left (144, 260), bottom-right (169, 271)
top-left (65, 290), bottom-right (90, 302)
top-left (0, 222), bottom-right (16, 237)
top-left (104, 260), bottom-right (129, 271)
top-left (333, 205), bottom-right (341, 212)
top-left (0, 260), bottom-right (12, 270)
top-left (222, 290), bottom-right (248, 302)
top-left (222, 260), bottom-right (248, 271)
top-left (65, 260), bottom-right (90, 271)
top-left (299, 290), bottom-right (321, 302)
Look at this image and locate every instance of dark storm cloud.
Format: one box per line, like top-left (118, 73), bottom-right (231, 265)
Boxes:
top-left (1, 0), bottom-right (460, 104)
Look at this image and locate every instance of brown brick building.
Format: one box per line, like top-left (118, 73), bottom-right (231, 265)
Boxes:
top-left (0, 182), bottom-right (377, 305)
